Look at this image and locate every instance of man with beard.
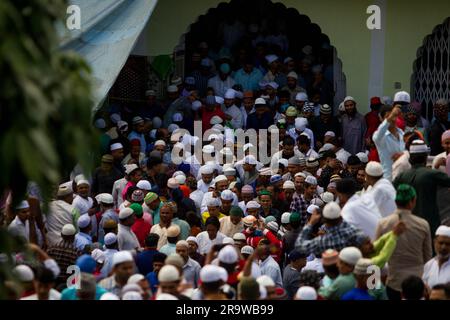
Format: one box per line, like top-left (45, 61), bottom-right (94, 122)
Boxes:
top-left (240, 91), bottom-right (255, 130)
top-left (430, 99), bottom-right (450, 155)
top-left (270, 136), bottom-right (303, 171)
top-left (341, 96), bottom-right (367, 155)
top-left (422, 225), bottom-right (450, 289)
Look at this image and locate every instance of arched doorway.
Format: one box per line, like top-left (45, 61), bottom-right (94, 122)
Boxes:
top-left (412, 18), bottom-right (450, 121)
top-left (173, 0), bottom-right (346, 109)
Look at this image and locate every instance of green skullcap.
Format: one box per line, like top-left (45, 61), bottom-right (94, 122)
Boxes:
top-left (264, 216), bottom-right (276, 224)
top-left (230, 206), bottom-right (244, 217)
top-left (129, 203), bottom-right (143, 218)
top-left (258, 190), bottom-right (272, 197)
top-left (289, 212), bottom-right (301, 223)
top-left (395, 184), bottom-right (417, 202)
top-left (144, 192), bottom-right (158, 204)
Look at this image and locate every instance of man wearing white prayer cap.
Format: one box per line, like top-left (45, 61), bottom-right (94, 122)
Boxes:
top-left (199, 265), bottom-right (228, 299)
top-left (117, 208), bottom-right (140, 251)
top-left (157, 265), bottom-right (187, 299)
top-left (72, 178), bottom-right (97, 239)
top-left (364, 161), bottom-right (397, 217)
top-left (422, 225), bottom-right (450, 289)
top-left (295, 286), bottom-right (318, 300)
top-left (175, 240), bottom-right (201, 288)
top-left (283, 70), bottom-right (306, 104)
top-left (128, 116), bottom-right (147, 153)
top-left (200, 175), bottom-right (239, 215)
top-left (287, 117), bottom-right (315, 149)
top-left (74, 214), bottom-right (93, 252)
top-left (223, 89), bottom-right (243, 129)
top-left (8, 200), bottom-right (43, 245)
top-left (98, 251), bottom-right (135, 297)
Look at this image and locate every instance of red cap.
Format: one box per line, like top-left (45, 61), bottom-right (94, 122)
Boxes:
top-left (243, 91), bottom-right (254, 98)
top-left (130, 139), bottom-right (141, 147)
top-left (370, 97), bottom-right (381, 105)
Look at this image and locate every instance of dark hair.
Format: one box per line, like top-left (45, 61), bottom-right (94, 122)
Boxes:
top-left (186, 177), bottom-right (197, 190)
top-left (278, 90), bottom-right (290, 99)
top-left (167, 236), bottom-right (178, 244)
top-left (336, 178), bottom-right (357, 196)
top-left (186, 211), bottom-right (202, 228)
top-left (35, 267), bottom-right (56, 284)
top-left (144, 233), bottom-right (160, 247)
top-left (347, 155), bottom-right (361, 166)
top-left (296, 135), bottom-right (310, 145)
top-left (205, 216), bottom-right (220, 229)
top-left (401, 275), bottom-right (425, 300)
top-left (283, 136), bottom-right (295, 146)
top-left (409, 153), bottom-right (427, 166)
top-left (298, 270), bottom-right (322, 290)
top-left (323, 264), bottom-right (339, 279)
top-left (147, 156), bottom-right (163, 169)
top-left (405, 132), bottom-right (422, 150)
top-left (155, 173), bottom-right (169, 189)
top-left (152, 252), bottom-right (167, 263)
top-left (126, 186), bottom-right (139, 199)
top-left (201, 280), bottom-right (224, 293)
top-left (320, 150), bottom-right (336, 160)
top-left (379, 105), bottom-right (393, 119)
top-left (219, 261), bottom-right (237, 274)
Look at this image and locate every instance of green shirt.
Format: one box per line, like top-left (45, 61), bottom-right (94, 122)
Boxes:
top-left (393, 165), bottom-right (450, 235)
top-left (172, 217), bottom-right (191, 240)
top-left (319, 273), bottom-right (356, 300)
top-left (370, 231), bottom-right (398, 268)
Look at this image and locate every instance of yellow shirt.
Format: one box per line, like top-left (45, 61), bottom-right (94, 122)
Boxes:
top-left (202, 211), bottom-right (226, 225)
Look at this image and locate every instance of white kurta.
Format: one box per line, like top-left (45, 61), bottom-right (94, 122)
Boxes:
top-left (196, 231), bottom-right (226, 255)
top-left (73, 195), bottom-right (97, 238)
top-left (222, 104), bottom-right (243, 129)
top-left (422, 257), bottom-right (450, 288)
top-left (112, 178), bottom-right (128, 208)
top-left (117, 224), bottom-right (140, 251)
top-left (8, 216), bottom-right (43, 246)
top-left (367, 178), bottom-right (397, 217)
top-left (200, 191), bottom-right (238, 215)
top-left (46, 200), bottom-right (78, 246)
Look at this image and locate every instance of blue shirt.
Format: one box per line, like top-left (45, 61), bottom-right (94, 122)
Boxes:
top-left (74, 232), bottom-right (92, 252)
top-left (146, 272), bottom-right (159, 294)
top-left (136, 249), bottom-right (158, 276)
top-left (341, 288), bottom-right (375, 300)
top-left (233, 68), bottom-right (264, 91)
top-left (61, 285), bottom-right (108, 300)
top-left (373, 119), bottom-right (405, 181)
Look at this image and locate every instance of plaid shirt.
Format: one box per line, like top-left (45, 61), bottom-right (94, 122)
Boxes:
top-left (47, 241), bottom-right (81, 285)
top-left (289, 193), bottom-right (310, 226)
top-left (295, 221), bottom-right (362, 256)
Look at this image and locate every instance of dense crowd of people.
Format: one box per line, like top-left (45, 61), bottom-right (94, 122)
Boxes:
top-left (2, 35), bottom-right (450, 301)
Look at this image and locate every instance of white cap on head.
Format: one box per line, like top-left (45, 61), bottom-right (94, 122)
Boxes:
top-left (339, 247), bottom-right (362, 266)
top-left (365, 161), bottom-right (383, 177)
top-left (241, 245), bottom-right (254, 255)
top-left (206, 197), bottom-right (221, 208)
top-left (224, 89), bottom-right (236, 99)
top-left (94, 118), bottom-right (106, 129)
top-left (200, 165), bottom-right (214, 175)
top-left (15, 200), bottom-right (30, 210)
top-left (322, 201), bottom-right (341, 219)
top-left (156, 293), bottom-right (179, 300)
top-left (61, 224), bottom-right (76, 236)
top-left (307, 204), bottom-right (320, 215)
top-left (394, 91), bottom-right (411, 103)
top-left (295, 92), bottom-right (308, 102)
top-left (214, 175), bottom-right (228, 184)
top-left (127, 274), bottom-right (145, 285)
top-left (295, 286), bottom-right (317, 300)
top-left (136, 180), bottom-right (152, 191)
top-left (167, 85), bottom-right (178, 93)
top-left (154, 140), bottom-right (166, 147)
top-left (77, 214), bottom-right (91, 228)
top-left (220, 189), bottom-right (234, 201)
top-left (76, 179), bottom-right (90, 187)
top-left (305, 176), bottom-right (317, 185)
top-left (356, 152), bottom-right (369, 163)
top-left (294, 172), bottom-right (307, 178)
top-left (91, 248), bottom-right (105, 264)
top-left (255, 97), bottom-right (266, 105)
top-left (218, 245), bottom-right (239, 264)
top-left (246, 200), bottom-right (260, 210)
top-left (435, 225), bottom-right (450, 237)
top-left (104, 233), bottom-right (117, 246)
top-left (172, 113), bottom-right (183, 122)
top-left (409, 140), bottom-right (428, 154)
top-left (232, 233), bottom-right (246, 241)
top-left (287, 71), bottom-right (298, 79)
top-left (186, 236), bottom-right (198, 245)
top-left (176, 240), bottom-right (189, 248)
top-left (210, 115), bottom-right (223, 125)
top-left (13, 265), bottom-right (34, 282)
top-left (295, 117), bottom-right (308, 131)
top-left (343, 96), bottom-right (356, 104)
top-left (200, 265), bottom-right (228, 283)
top-left (321, 192), bottom-right (334, 203)
top-left (257, 275), bottom-right (275, 287)
top-left (222, 237), bottom-right (235, 245)
top-left (57, 182), bottom-right (73, 197)
top-left (223, 167), bottom-right (236, 176)
top-left (265, 54), bottom-right (279, 64)
top-left (122, 292), bottom-right (143, 300)
top-left (324, 131), bottom-right (335, 137)
top-left (158, 265), bottom-right (180, 282)
top-left (281, 212), bottom-right (291, 224)
top-left (319, 143), bottom-right (335, 153)
top-left (168, 124), bottom-right (179, 133)
top-left (119, 208), bottom-right (134, 220)
top-left (100, 292), bottom-right (120, 300)
top-left (125, 164), bottom-right (139, 175)
top-left (244, 155), bottom-right (257, 165)
top-left (96, 193), bottom-right (114, 204)
top-left (112, 251), bottom-right (133, 267)
top-left (110, 143), bottom-right (123, 151)
top-left (174, 175), bottom-right (186, 185)
top-left (152, 117), bottom-right (162, 129)
top-left (192, 100), bottom-right (202, 111)
top-left (282, 180), bottom-right (295, 190)
top-left (110, 113), bottom-right (121, 124)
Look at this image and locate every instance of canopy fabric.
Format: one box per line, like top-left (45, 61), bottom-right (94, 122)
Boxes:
top-left (60, 0), bottom-right (158, 113)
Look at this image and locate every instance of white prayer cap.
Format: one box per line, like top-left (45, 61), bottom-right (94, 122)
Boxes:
top-left (319, 143), bottom-right (334, 153)
top-left (119, 208), bottom-right (134, 220)
top-left (192, 100), bottom-right (202, 111)
top-left (110, 143), bottom-right (123, 151)
top-left (409, 140), bottom-right (428, 154)
top-left (156, 293), bottom-right (179, 300)
top-left (174, 175), bottom-right (186, 185)
top-left (172, 113), bottom-right (183, 122)
top-left (125, 164), bottom-right (139, 175)
top-left (246, 200), bottom-right (260, 210)
top-left (324, 131), bottom-right (335, 137)
top-left (145, 89), bottom-right (156, 97)
top-left (77, 214), bottom-right (91, 228)
top-left (110, 113), bottom-right (121, 124)
top-left (94, 118), bottom-right (106, 129)
top-left (206, 197), bottom-right (221, 207)
top-left (132, 116), bottom-right (144, 125)
top-left (365, 161), bottom-right (383, 177)
top-left (232, 233), bottom-right (246, 241)
top-left (435, 225), bottom-right (450, 237)
top-left (122, 291), bottom-right (143, 300)
top-left (224, 89), bottom-right (236, 99)
top-left (104, 233), bottom-right (117, 246)
top-left (168, 124), bottom-right (179, 133)
top-left (95, 193), bottom-right (113, 204)
top-left (223, 167), bottom-right (236, 176)
top-left (117, 120), bottom-right (128, 132)
top-left (277, 214), bottom-right (290, 226)
top-left (167, 85), bottom-right (178, 93)
top-left (13, 265), bottom-right (34, 282)
top-left (202, 144), bottom-right (215, 154)
top-left (112, 251), bottom-right (133, 267)
top-left (186, 236), bottom-right (198, 245)
top-left (222, 237), bottom-right (235, 245)
top-left (57, 182), bottom-right (73, 197)
top-left (15, 200), bottom-right (30, 210)
top-left (343, 96), bottom-right (356, 104)
top-left (305, 176), bottom-right (317, 185)
top-left (295, 92), bottom-right (308, 102)
top-left (136, 180), bottom-right (152, 191)
top-left (158, 265), bottom-right (180, 282)
top-left (100, 292), bottom-right (120, 300)
top-left (282, 180), bottom-right (295, 190)
top-left (255, 97), bottom-right (266, 105)
top-left (200, 265), bottom-right (228, 283)
top-left (356, 152), bottom-right (369, 163)
top-left (259, 285), bottom-right (267, 299)
top-left (266, 221), bottom-right (279, 233)
top-left (127, 274), bottom-right (145, 285)
top-left (200, 165), bottom-right (214, 175)
top-left (167, 178), bottom-right (179, 189)
top-left (210, 115), bottom-right (223, 125)
top-left (76, 179), bottom-right (90, 187)
top-left (257, 275), bottom-right (275, 287)
top-left (321, 192), bottom-right (335, 203)
top-left (353, 258), bottom-right (374, 275)
top-left (266, 82), bottom-right (279, 90)
top-left (220, 147), bottom-right (234, 156)
top-left (310, 198), bottom-right (325, 207)
top-left (218, 245), bottom-right (239, 263)
top-left (244, 155), bottom-right (257, 165)
top-left (393, 91), bottom-right (410, 103)
top-left (149, 129), bottom-right (157, 140)
top-left (307, 204), bottom-right (320, 215)
top-left (339, 247), bottom-right (362, 266)
top-left (91, 248), bottom-right (105, 264)
top-left (215, 96), bottom-right (225, 105)
top-left (322, 201), bottom-right (341, 219)
top-left (287, 71), bottom-right (298, 79)
top-left (279, 158), bottom-right (289, 168)
top-left (176, 240), bottom-right (189, 248)
top-left (220, 190), bottom-right (234, 201)
top-left (294, 172), bottom-right (307, 178)
top-left (212, 124), bottom-right (224, 132)
top-left (241, 245), bottom-right (254, 255)
top-left (214, 175), bottom-right (228, 184)
top-left (295, 117), bottom-right (308, 131)
top-left (265, 54), bottom-right (279, 64)
top-left (154, 140), bottom-right (166, 147)
top-left (295, 286), bottom-right (317, 300)
top-left (61, 224), bottom-right (76, 236)
top-left (258, 167), bottom-right (272, 176)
